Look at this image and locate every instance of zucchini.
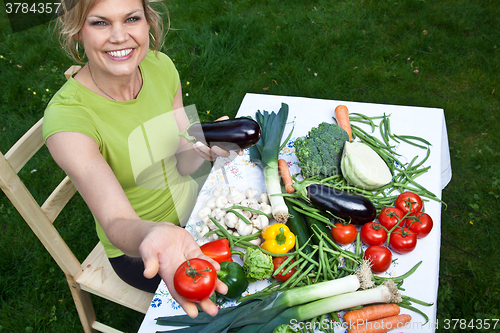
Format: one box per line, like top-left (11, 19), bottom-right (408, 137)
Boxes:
top-left (303, 214), bottom-right (335, 251)
top-left (284, 198), bottom-right (313, 257)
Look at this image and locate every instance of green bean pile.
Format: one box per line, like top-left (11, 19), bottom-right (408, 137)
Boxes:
top-left (207, 222), bottom-right (363, 299)
top-left (322, 113), bottom-right (446, 212)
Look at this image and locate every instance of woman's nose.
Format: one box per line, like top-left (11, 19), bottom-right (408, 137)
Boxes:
top-left (109, 24), bottom-right (128, 44)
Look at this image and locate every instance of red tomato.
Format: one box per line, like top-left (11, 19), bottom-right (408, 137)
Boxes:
top-left (360, 222), bottom-right (387, 246)
top-left (389, 227), bottom-right (418, 254)
top-left (364, 246), bottom-right (393, 273)
top-left (406, 212), bottom-right (433, 238)
top-left (273, 256), bottom-right (297, 282)
top-left (378, 207), bottom-right (405, 230)
top-left (173, 258), bottom-right (217, 302)
top-left (395, 192), bottom-right (423, 216)
top-left (331, 223), bottom-right (358, 245)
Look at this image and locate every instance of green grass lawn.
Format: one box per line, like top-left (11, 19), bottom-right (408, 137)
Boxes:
top-left (1, 0), bottom-right (499, 332)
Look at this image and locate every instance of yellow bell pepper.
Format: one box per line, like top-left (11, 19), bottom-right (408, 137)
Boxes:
top-left (261, 223), bottom-right (296, 254)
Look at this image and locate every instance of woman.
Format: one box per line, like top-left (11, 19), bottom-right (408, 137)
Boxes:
top-left (43, 0), bottom-right (230, 318)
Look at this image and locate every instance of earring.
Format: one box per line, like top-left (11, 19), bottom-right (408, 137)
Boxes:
top-left (75, 41), bottom-right (85, 61)
top-left (149, 31), bottom-right (156, 46)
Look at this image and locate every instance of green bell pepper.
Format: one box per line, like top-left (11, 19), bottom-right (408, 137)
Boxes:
top-left (217, 261), bottom-right (249, 300)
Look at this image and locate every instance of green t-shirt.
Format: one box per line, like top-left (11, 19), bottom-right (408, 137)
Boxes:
top-left (43, 51), bottom-right (199, 258)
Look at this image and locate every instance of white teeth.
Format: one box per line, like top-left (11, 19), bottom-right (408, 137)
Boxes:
top-left (107, 49), bottom-right (132, 58)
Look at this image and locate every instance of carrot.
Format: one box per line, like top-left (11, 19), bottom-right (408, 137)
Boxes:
top-left (335, 104), bottom-right (352, 141)
top-left (347, 314), bottom-right (412, 333)
top-left (278, 159), bottom-right (295, 193)
top-left (344, 304), bottom-right (400, 328)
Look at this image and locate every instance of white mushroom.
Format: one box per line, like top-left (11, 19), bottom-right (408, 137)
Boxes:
top-left (245, 188), bottom-right (259, 199)
top-left (239, 199), bottom-right (251, 207)
top-left (215, 195), bottom-right (229, 208)
top-left (258, 192), bottom-right (270, 205)
top-left (221, 186), bottom-right (230, 197)
top-left (248, 198), bottom-right (259, 205)
top-left (235, 219), bottom-right (254, 236)
top-left (197, 206), bottom-right (212, 220)
top-left (228, 188), bottom-right (246, 204)
top-left (252, 215), bottom-right (269, 230)
top-left (207, 233), bottom-right (219, 241)
top-left (207, 219), bottom-right (218, 230)
top-left (249, 238), bottom-right (262, 246)
top-left (196, 224), bottom-right (210, 239)
top-left (212, 184), bottom-right (224, 197)
top-left (224, 212), bottom-right (238, 229)
top-left (212, 207), bottom-right (226, 221)
top-left (249, 202), bottom-right (261, 211)
top-left (241, 210), bottom-right (252, 219)
top-left (205, 197), bottom-right (217, 210)
top-left (260, 203), bottom-right (272, 216)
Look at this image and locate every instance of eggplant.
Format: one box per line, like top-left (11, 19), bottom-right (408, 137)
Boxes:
top-left (180, 118), bottom-right (261, 151)
top-left (306, 183), bottom-right (376, 225)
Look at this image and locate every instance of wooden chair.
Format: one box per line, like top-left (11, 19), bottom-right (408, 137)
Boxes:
top-left (0, 65), bottom-right (154, 333)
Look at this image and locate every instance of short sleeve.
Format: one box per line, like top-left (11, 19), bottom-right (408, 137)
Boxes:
top-left (43, 97), bottom-right (102, 147)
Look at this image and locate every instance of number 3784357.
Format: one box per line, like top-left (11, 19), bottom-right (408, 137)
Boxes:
top-left (442, 318), bottom-right (498, 330)
top-left (5, 3), bottom-right (61, 14)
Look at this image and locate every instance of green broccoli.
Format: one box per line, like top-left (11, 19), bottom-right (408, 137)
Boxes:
top-left (294, 122), bottom-right (349, 180)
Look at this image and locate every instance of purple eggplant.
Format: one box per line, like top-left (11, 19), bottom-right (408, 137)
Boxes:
top-left (180, 118), bottom-right (261, 151)
top-left (306, 183), bottom-right (376, 225)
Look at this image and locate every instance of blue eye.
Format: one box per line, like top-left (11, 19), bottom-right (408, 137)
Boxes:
top-left (127, 16), bottom-right (141, 23)
top-left (91, 20), bottom-right (106, 26)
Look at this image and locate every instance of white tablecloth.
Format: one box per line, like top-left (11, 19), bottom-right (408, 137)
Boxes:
top-left (138, 93), bottom-right (452, 333)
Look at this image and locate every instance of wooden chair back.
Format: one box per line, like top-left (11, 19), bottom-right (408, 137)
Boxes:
top-left (0, 65), bottom-right (154, 333)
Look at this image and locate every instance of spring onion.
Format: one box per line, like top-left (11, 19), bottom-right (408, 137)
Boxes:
top-left (249, 103), bottom-right (293, 223)
top-left (257, 283), bottom-right (400, 332)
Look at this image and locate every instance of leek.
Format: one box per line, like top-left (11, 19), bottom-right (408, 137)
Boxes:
top-left (229, 275), bottom-right (361, 329)
top-left (256, 283), bottom-right (399, 332)
top-left (249, 103), bottom-right (293, 223)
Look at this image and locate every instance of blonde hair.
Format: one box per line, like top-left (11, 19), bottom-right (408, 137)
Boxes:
top-left (56, 0), bottom-right (168, 63)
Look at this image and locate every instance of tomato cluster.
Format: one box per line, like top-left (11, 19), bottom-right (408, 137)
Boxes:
top-left (364, 192), bottom-right (433, 273)
top-left (329, 192), bottom-right (434, 274)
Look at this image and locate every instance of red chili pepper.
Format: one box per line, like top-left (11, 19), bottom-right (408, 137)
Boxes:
top-left (200, 238), bottom-right (233, 263)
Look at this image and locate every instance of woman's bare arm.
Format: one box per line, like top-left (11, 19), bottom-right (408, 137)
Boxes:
top-left (45, 132), bottom-right (227, 317)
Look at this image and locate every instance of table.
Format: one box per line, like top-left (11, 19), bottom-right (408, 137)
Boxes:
top-left (138, 93), bottom-right (452, 333)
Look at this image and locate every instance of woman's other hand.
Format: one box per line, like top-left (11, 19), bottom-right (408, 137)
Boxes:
top-left (139, 223), bottom-right (228, 318)
top-left (192, 116), bottom-right (244, 160)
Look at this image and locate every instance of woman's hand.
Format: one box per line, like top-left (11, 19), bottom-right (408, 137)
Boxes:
top-left (139, 223), bottom-right (228, 318)
top-left (192, 116), bottom-right (244, 160)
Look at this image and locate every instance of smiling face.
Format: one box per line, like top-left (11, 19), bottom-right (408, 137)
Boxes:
top-left (79, 0), bottom-right (150, 78)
